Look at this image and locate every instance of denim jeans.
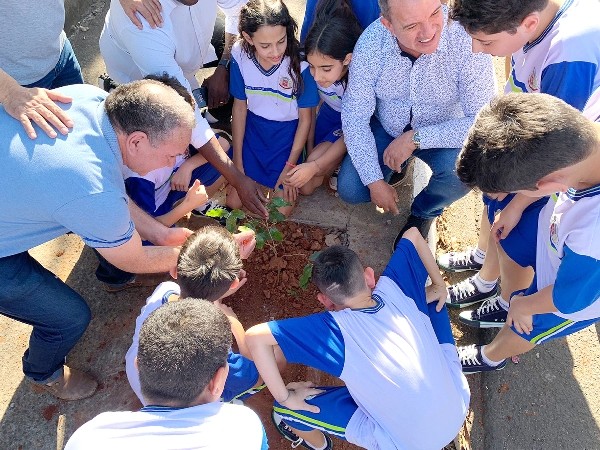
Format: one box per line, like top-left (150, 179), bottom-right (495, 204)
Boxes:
top-left (23, 38), bottom-right (84, 89)
top-left (338, 116), bottom-right (471, 219)
top-left (0, 252), bottom-right (91, 382)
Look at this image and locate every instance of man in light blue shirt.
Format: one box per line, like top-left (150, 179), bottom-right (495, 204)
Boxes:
top-left (0, 79), bottom-right (194, 401)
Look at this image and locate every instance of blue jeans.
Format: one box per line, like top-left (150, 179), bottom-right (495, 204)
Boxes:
top-left (338, 117), bottom-right (471, 219)
top-left (0, 252), bottom-right (91, 382)
top-left (23, 38), bottom-right (84, 89)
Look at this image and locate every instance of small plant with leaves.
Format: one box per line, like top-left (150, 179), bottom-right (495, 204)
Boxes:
top-left (206, 197), bottom-right (290, 250)
top-left (298, 251), bottom-right (321, 290)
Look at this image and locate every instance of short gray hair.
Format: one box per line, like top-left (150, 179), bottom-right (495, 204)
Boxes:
top-left (378, 0), bottom-right (391, 19)
top-left (105, 79), bottom-right (195, 145)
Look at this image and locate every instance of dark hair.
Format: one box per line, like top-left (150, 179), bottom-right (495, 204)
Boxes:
top-left (304, 0), bottom-right (362, 87)
top-left (105, 79), bottom-right (194, 145)
top-left (312, 245), bottom-right (367, 304)
top-left (137, 299), bottom-right (231, 406)
top-left (239, 0), bottom-right (303, 94)
top-left (144, 73), bottom-right (196, 109)
top-left (177, 226), bottom-right (242, 301)
top-left (457, 93), bottom-right (597, 193)
top-left (450, 0), bottom-right (548, 34)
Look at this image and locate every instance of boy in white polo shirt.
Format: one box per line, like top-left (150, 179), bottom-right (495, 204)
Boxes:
top-left (66, 299), bottom-right (268, 449)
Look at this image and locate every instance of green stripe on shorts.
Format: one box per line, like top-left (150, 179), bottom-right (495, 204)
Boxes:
top-left (273, 406), bottom-right (346, 433)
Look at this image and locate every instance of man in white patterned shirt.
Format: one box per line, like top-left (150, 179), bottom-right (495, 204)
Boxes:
top-left (340, 0), bottom-right (496, 243)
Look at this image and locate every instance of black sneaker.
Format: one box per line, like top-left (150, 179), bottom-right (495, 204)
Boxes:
top-left (446, 276), bottom-right (498, 308)
top-left (271, 411), bottom-right (333, 450)
top-left (437, 248), bottom-right (484, 272)
top-left (328, 166), bottom-right (340, 191)
top-left (458, 344), bottom-right (507, 374)
top-left (191, 200), bottom-right (232, 225)
top-left (459, 296), bottom-right (507, 328)
top-left (392, 215), bottom-right (434, 250)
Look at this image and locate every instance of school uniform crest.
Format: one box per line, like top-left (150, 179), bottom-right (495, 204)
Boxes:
top-left (279, 76), bottom-right (292, 90)
top-left (333, 128), bottom-right (343, 137)
top-left (549, 214), bottom-right (559, 252)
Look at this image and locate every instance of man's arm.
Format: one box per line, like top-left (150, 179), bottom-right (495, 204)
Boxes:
top-left (96, 230), bottom-right (179, 274)
top-left (204, 32), bottom-right (237, 109)
top-left (129, 198), bottom-right (192, 245)
top-left (0, 69), bottom-right (73, 139)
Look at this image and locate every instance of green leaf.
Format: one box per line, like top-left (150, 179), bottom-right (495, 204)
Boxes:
top-left (206, 208), bottom-right (228, 218)
top-left (268, 209), bottom-right (286, 224)
top-left (243, 221), bottom-right (257, 232)
top-left (309, 251), bottom-right (321, 262)
top-left (255, 232), bottom-right (267, 249)
top-left (237, 225), bottom-right (253, 233)
top-left (269, 197), bottom-right (291, 208)
top-left (269, 227), bottom-right (284, 242)
top-left (299, 263), bottom-right (313, 290)
top-left (225, 214), bottom-right (238, 233)
top-left (229, 209), bottom-right (246, 220)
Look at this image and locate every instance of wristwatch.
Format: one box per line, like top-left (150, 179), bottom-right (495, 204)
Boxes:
top-left (218, 58), bottom-right (230, 70)
top-left (412, 130), bottom-right (421, 150)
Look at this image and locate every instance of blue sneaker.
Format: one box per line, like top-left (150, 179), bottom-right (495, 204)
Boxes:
top-left (458, 345), bottom-right (507, 374)
top-left (459, 296), bottom-right (507, 328)
top-left (271, 410), bottom-right (333, 450)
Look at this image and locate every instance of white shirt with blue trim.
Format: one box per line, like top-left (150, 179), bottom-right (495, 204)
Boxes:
top-left (64, 401), bottom-right (268, 450)
top-left (318, 81), bottom-right (345, 113)
top-left (506, 0), bottom-right (600, 110)
top-left (269, 240), bottom-right (470, 449)
top-left (534, 99), bottom-right (600, 321)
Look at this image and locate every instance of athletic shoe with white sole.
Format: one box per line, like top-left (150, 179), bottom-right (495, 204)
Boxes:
top-left (458, 296), bottom-right (508, 328)
top-left (271, 410), bottom-right (333, 450)
top-left (458, 344), bottom-right (507, 374)
top-left (191, 199), bottom-right (232, 225)
top-left (446, 276), bottom-right (498, 308)
top-left (437, 247), bottom-right (484, 272)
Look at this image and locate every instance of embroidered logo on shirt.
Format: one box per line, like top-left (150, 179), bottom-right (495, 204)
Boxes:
top-left (527, 68), bottom-right (540, 92)
top-left (549, 214), bottom-right (559, 253)
top-left (279, 76), bottom-right (292, 90)
top-left (333, 129), bottom-right (343, 137)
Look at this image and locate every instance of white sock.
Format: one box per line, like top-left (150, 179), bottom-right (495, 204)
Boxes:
top-left (473, 247), bottom-right (486, 264)
top-left (472, 273), bottom-right (498, 293)
top-left (481, 346), bottom-right (504, 367)
top-left (498, 296), bottom-right (510, 311)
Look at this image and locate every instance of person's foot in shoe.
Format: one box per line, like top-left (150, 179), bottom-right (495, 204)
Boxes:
top-left (392, 215), bottom-right (434, 251)
top-left (458, 344), bottom-right (507, 374)
top-left (36, 366), bottom-right (97, 401)
top-left (446, 274), bottom-right (498, 308)
top-left (192, 199), bottom-right (232, 225)
top-left (458, 295), bottom-right (508, 328)
top-left (437, 247), bottom-right (485, 272)
top-left (272, 411), bottom-right (333, 450)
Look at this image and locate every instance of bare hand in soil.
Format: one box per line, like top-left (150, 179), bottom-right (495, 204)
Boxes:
top-left (368, 180), bottom-right (399, 215)
top-left (281, 381), bottom-right (324, 413)
top-left (233, 230), bottom-right (256, 259)
top-left (425, 283), bottom-right (448, 312)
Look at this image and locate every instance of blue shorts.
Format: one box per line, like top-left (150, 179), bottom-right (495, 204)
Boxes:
top-left (484, 194), bottom-right (548, 268)
top-left (510, 280), bottom-right (600, 344)
top-left (315, 102), bottom-right (342, 146)
top-left (273, 386), bottom-right (357, 439)
top-left (242, 110), bottom-right (301, 189)
top-left (221, 349), bottom-right (260, 402)
top-left (154, 145), bottom-right (232, 216)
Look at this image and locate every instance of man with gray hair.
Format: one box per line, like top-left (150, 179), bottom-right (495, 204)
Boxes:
top-left (339, 0), bottom-right (496, 243)
top-left (0, 79), bottom-right (195, 401)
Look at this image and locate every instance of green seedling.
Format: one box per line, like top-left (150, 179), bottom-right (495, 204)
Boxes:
top-left (299, 251), bottom-right (321, 290)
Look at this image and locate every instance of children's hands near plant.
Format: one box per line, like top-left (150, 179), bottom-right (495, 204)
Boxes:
top-left (233, 230), bottom-right (256, 259)
top-left (425, 282), bottom-right (448, 312)
top-left (276, 168), bottom-right (298, 203)
top-left (279, 381), bottom-right (324, 413)
top-left (171, 162), bottom-right (194, 192)
top-left (285, 161), bottom-right (319, 188)
top-left (506, 293), bottom-right (533, 335)
top-left (181, 179), bottom-right (208, 209)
